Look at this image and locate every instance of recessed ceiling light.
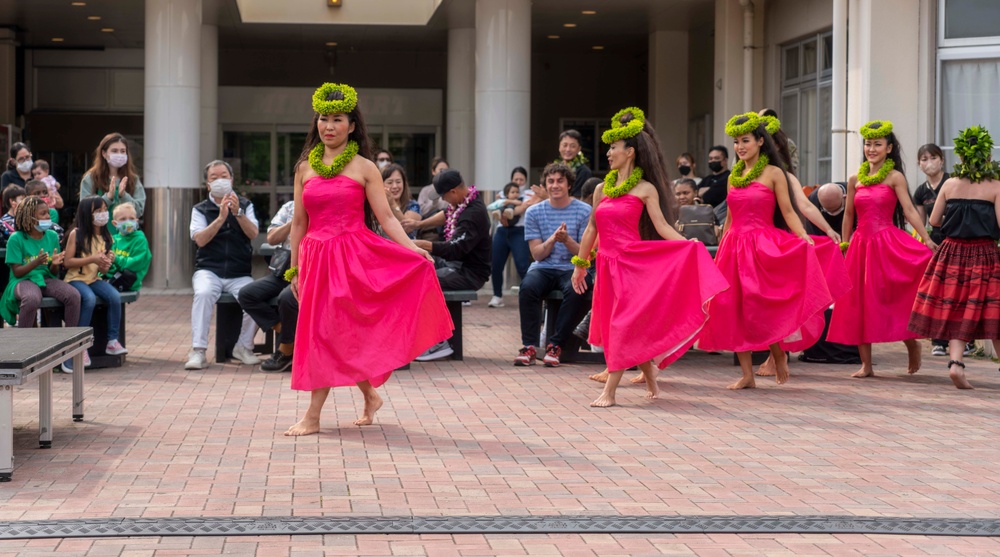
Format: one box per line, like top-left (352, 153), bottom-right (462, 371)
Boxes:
top-left (87, 15), bottom-right (101, 20)
top-left (71, 1), bottom-right (86, 5)
top-left (325, 41), bottom-right (338, 46)
top-left (547, 35), bottom-right (560, 39)
top-left (592, 45), bottom-right (604, 50)
top-left (51, 38), bottom-right (64, 42)
top-left (582, 10), bottom-right (597, 15)
top-left (563, 23), bottom-right (577, 28)
top-left (101, 28), bottom-right (114, 32)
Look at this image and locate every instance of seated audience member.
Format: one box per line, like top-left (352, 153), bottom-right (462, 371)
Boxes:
top-left (185, 160), bottom-right (260, 370)
top-left (238, 199), bottom-right (299, 373)
top-left (673, 152), bottom-right (702, 187)
top-left (674, 178), bottom-right (701, 207)
top-left (555, 130), bottom-right (594, 198)
top-left (699, 145), bottom-right (731, 208)
top-left (417, 157), bottom-right (451, 218)
top-left (805, 182), bottom-right (848, 237)
top-left (374, 149), bottom-right (394, 170)
top-left (1, 184), bottom-right (25, 245)
top-left (62, 196), bottom-right (127, 372)
top-left (24, 180), bottom-right (62, 226)
top-left (487, 182), bottom-right (524, 226)
top-left (1, 196), bottom-right (80, 335)
top-left (382, 163), bottom-right (421, 238)
top-left (514, 162), bottom-right (592, 368)
top-left (104, 202), bottom-right (151, 292)
top-left (30, 159), bottom-right (64, 210)
top-left (2, 143), bottom-right (33, 190)
top-left (579, 177), bottom-right (601, 207)
top-left (412, 169), bottom-right (492, 361)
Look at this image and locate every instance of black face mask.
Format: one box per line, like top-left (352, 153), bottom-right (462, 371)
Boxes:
top-left (708, 161), bottom-right (724, 173)
top-left (677, 165), bottom-right (691, 176)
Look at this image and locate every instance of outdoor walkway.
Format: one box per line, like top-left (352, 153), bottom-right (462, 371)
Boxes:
top-left (2, 293), bottom-right (1000, 556)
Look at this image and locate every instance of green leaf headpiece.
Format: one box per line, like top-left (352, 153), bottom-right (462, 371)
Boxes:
top-left (725, 112), bottom-right (762, 137)
top-left (860, 120), bottom-right (893, 140)
top-left (602, 107), bottom-right (646, 144)
top-left (312, 83), bottom-right (358, 115)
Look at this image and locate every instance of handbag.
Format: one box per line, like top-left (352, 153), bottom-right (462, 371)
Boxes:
top-left (108, 269), bottom-right (138, 292)
top-left (268, 247), bottom-right (292, 278)
top-left (676, 204), bottom-right (719, 245)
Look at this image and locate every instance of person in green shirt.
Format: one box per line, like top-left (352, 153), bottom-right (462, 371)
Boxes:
top-left (24, 180), bottom-right (60, 224)
top-left (104, 202), bottom-right (151, 291)
top-left (0, 196), bottom-right (81, 333)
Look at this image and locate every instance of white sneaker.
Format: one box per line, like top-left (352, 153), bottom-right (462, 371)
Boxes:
top-left (414, 341), bottom-right (454, 362)
top-left (488, 296), bottom-right (504, 308)
top-left (106, 339), bottom-right (128, 356)
top-left (83, 351), bottom-right (92, 368)
top-left (184, 349), bottom-right (208, 370)
top-left (60, 362), bottom-right (73, 374)
top-left (232, 345), bottom-right (261, 365)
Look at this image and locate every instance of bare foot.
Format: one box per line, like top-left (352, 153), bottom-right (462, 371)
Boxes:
top-left (773, 353), bottom-right (789, 385)
top-left (590, 391), bottom-right (616, 407)
top-left (905, 341), bottom-right (922, 374)
top-left (353, 392), bottom-right (383, 426)
top-left (851, 366), bottom-right (874, 378)
top-left (727, 376), bottom-right (756, 390)
top-left (284, 417), bottom-right (320, 436)
top-left (589, 371), bottom-right (609, 383)
top-left (949, 363), bottom-right (974, 390)
top-left (644, 368), bottom-right (660, 399)
top-left (629, 373), bottom-right (646, 384)
top-left (756, 356), bottom-right (776, 376)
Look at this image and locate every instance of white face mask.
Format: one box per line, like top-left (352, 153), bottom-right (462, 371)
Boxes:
top-left (93, 211), bottom-right (110, 226)
top-left (16, 159), bottom-right (32, 173)
top-left (210, 178), bottom-right (233, 197)
top-left (377, 160), bottom-right (391, 170)
top-left (107, 153), bottom-right (128, 169)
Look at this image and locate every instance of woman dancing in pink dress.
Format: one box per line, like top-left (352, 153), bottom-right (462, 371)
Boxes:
top-left (827, 120), bottom-right (935, 378)
top-left (285, 84), bottom-right (453, 435)
top-left (698, 112), bottom-right (833, 389)
top-left (572, 107), bottom-right (728, 407)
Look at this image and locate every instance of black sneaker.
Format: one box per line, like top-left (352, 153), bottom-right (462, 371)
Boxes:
top-left (260, 351), bottom-right (293, 372)
top-left (573, 311), bottom-right (592, 340)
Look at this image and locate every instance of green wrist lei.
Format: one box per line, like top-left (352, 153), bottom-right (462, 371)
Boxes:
top-left (602, 167), bottom-right (643, 198)
top-left (952, 125), bottom-right (1000, 182)
top-left (857, 158), bottom-right (894, 186)
top-left (284, 266), bottom-right (298, 282)
top-left (309, 140), bottom-right (359, 179)
top-left (312, 83), bottom-right (358, 114)
top-left (860, 120), bottom-right (893, 140)
top-left (729, 155), bottom-right (769, 188)
top-left (725, 112), bottom-right (762, 137)
top-left (601, 107), bottom-right (645, 144)
top-left (571, 255), bottom-right (592, 269)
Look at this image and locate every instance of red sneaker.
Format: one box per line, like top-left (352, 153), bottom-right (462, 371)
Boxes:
top-left (514, 346), bottom-right (537, 366)
top-left (543, 343), bottom-right (561, 367)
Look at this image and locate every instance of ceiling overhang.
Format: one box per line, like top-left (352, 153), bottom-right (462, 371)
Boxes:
top-left (234, 0), bottom-right (444, 26)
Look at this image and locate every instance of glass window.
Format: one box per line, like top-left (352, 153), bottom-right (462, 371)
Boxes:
top-left (939, 57), bottom-right (1000, 165)
top-left (780, 32), bottom-right (833, 186)
top-left (803, 40), bottom-right (818, 76)
top-left (822, 35), bottom-right (833, 71)
top-left (388, 131), bottom-right (435, 194)
top-left (944, 0), bottom-right (1000, 41)
top-left (784, 46), bottom-right (800, 81)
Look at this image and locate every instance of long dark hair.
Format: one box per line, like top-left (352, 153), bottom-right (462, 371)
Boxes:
top-left (74, 196), bottom-right (113, 258)
top-left (730, 118), bottom-right (802, 231)
top-left (617, 113), bottom-right (676, 241)
top-left (770, 129), bottom-right (795, 176)
top-left (297, 89), bottom-right (376, 231)
top-left (84, 133), bottom-right (140, 197)
top-left (861, 132), bottom-right (907, 228)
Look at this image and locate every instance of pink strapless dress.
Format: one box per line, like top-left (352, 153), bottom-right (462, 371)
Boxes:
top-left (291, 175), bottom-right (453, 390)
top-left (588, 194), bottom-right (728, 370)
top-left (827, 183), bottom-right (932, 344)
top-left (699, 182), bottom-right (833, 352)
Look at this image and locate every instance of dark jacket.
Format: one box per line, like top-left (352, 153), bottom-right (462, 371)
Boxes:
top-left (431, 197), bottom-right (492, 284)
top-left (192, 197), bottom-right (253, 279)
top-left (700, 170), bottom-right (731, 207)
top-left (569, 164), bottom-right (594, 198)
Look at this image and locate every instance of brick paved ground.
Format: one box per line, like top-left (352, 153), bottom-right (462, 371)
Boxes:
top-left (2, 293), bottom-right (1000, 556)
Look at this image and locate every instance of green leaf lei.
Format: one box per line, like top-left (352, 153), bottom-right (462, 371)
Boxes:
top-left (857, 158), bottom-right (894, 186)
top-left (603, 167), bottom-right (643, 198)
top-left (729, 155), bottom-right (769, 188)
top-left (312, 83), bottom-right (358, 115)
top-left (952, 125), bottom-right (1000, 182)
top-left (601, 107), bottom-right (645, 144)
top-left (553, 152), bottom-right (589, 169)
top-left (309, 140), bottom-right (359, 179)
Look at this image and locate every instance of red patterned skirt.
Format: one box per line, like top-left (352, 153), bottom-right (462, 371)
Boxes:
top-left (909, 237), bottom-right (1000, 341)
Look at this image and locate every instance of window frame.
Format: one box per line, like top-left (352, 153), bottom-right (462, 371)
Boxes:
top-left (779, 31), bottom-right (834, 186)
top-left (938, 0), bottom-right (1000, 48)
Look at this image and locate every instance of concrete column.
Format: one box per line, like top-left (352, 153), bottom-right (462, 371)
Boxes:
top-left (846, 0), bottom-right (921, 187)
top-left (831, 0), bottom-right (848, 181)
top-left (447, 27), bottom-right (476, 181)
top-left (713, 0), bottom-right (748, 148)
top-left (200, 24), bottom-right (219, 166)
top-left (474, 0), bottom-right (530, 189)
top-left (144, 0), bottom-right (202, 289)
top-left (0, 29), bottom-right (15, 125)
top-left (648, 30), bottom-right (689, 167)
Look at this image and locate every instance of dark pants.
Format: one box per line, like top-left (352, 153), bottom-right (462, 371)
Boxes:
top-left (237, 274), bottom-right (298, 345)
top-left (491, 226), bottom-right (531, 296)
top-left (518, 267), bottom-right (591, 349)
top-left (433, 257), bottom-right (486, 291)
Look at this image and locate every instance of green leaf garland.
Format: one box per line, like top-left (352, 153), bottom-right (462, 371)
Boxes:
top-left (952, 125), bottom-right (1000, 183)
top-left (729, 155), bottom-right (769, 188)
top-left (603, 167), bottom-right (643, 198)
top-left (309, 140), bottom-right (359, 179)
top-left (857, 158), bottom-right (894, 186)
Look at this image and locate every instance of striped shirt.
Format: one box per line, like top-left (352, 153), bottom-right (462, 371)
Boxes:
top-left (524, 199), bottom-right (591, 271)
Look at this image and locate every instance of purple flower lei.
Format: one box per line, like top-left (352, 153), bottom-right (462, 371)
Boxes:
top-left (444, 185), bottom-right (478, 241)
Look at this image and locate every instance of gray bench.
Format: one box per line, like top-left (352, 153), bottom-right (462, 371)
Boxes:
top-left (442, 290), bottom-right (477, 361)
top-left (39, 290), bottom-right (140, 369)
